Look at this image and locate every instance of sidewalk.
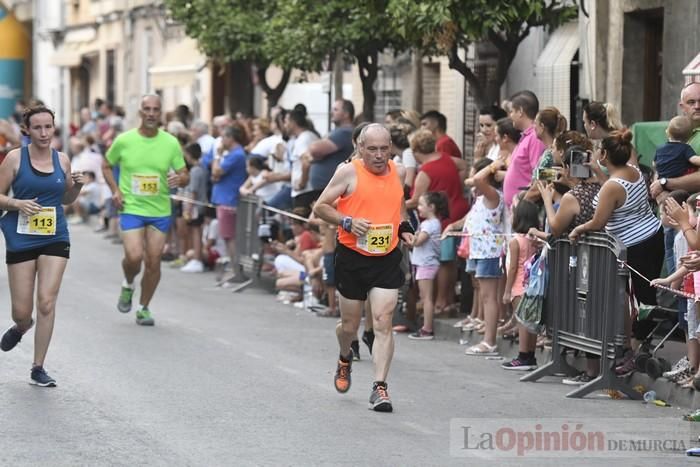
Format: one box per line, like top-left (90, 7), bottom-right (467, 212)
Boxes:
top-left (433, 316), bottom-right (700, 410)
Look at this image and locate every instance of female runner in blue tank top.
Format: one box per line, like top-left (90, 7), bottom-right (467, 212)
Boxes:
top-left (0, 105), bottom-right (85, 387)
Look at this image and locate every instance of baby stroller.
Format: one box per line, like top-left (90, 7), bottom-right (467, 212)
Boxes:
top-left (634, 288), bottom-right (685, 379)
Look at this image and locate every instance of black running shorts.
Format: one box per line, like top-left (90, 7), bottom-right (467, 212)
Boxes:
top-left (6, 241), bottom-right (71, 265)
top-left (334, 244), bottom-right (404, 301)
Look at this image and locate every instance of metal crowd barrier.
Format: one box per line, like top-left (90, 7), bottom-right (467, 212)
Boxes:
top-left (520, 232), bottom-right (641, 400)
top-left (231, 194), bottom-right (275, 293)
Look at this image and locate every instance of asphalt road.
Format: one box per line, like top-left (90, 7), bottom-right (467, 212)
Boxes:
top-left (0, 225), bottom-right (696, 466)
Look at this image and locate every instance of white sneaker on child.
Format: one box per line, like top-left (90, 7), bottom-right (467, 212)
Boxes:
top-left (180, 259), bottom-right (204, 273)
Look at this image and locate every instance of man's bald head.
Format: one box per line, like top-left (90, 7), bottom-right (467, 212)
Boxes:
top-left (357, 123), bottom-right (392, 175)
top-left (212, 114), bottom-right (232, 137)
top-left (357, 123), bottom-right (390, 146)
top-left (141, 94), bottom-right (161, 109)
top-left (681, 82), bottom-right (700, 101)
top-left (139, 94), bottom-right (162, 131)
top-left (679, 82), bottom-right (700, 128)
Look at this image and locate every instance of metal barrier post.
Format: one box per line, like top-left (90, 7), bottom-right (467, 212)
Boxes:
top-left (568, 232), bottom-right (640, 399)
top-left (521, 232), bottom-right (642, 401)
top-left (231, 195), bottom-right (272, 293)
top-left (565, 234), bottom-right (640, 399)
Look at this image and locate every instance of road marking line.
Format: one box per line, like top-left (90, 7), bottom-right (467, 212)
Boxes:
top-left (245, 351), bottom-right (263, 360)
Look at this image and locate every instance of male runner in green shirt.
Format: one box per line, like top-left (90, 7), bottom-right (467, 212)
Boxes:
top-left (102, 94), bottom-right (189, 325)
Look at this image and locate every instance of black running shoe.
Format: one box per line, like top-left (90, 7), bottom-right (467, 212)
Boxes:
top-left (362, 330), bottom-right (375, 354)
top-left (369, 381), bottom-right (393, 412)
top-left (501, 357), bottom-right (538, 371)
top-left (30, 366), bottom-right (56, 387)
top-left (1, 320), bottom-right (32, 352)
top-left (351, 340), bottom-right (360, 361)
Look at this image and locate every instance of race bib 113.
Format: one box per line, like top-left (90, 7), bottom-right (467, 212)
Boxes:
top-left (17, 207), bottom-right (56, 236)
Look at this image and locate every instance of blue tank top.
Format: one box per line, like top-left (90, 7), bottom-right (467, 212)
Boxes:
top-left (0, 146), bottom-right (70, 252)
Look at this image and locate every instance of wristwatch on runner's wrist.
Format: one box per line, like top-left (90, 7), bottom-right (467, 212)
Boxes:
top-left (341, 216), bottom-right (353, 233)
top-left (659, 178), bottom-right (668, 190)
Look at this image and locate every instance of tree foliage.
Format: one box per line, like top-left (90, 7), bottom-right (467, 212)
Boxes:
top-left (388, 0), bottom-right (578, 107)
top-left (164, 0), bottom-right (291, 108)
top-left (267, 0), bottom-right (407, 121)
top-left (165, 0), bottom-right (577, 118)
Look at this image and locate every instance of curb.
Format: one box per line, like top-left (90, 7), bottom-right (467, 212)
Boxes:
top-left (434, 316), bottom-right (699, 411)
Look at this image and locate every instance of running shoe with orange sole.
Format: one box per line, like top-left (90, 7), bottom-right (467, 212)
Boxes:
top-left (334, 357), bottom-right (352, 393)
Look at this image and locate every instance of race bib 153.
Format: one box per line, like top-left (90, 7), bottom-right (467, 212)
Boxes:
top-left (132, 174), bottom-right (160, 196)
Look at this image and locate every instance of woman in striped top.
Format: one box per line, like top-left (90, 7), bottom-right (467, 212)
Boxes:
top-left (569, 129), bottom-right (664, 374)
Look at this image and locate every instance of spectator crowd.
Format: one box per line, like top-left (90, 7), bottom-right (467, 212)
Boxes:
top-left (3, 80), bottom-right (700, 391)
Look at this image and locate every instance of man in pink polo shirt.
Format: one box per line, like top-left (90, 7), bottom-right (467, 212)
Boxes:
top-left (503, 91), bottom-right (546, 207)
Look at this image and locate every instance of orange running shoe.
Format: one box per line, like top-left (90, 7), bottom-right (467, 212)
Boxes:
top-left (334, 358), bottom-right (352, 393)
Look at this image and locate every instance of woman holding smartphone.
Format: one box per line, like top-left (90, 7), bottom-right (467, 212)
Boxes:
top-left (569, 129), bottom-right (663, 377)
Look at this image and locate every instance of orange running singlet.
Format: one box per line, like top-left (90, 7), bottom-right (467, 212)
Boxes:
top-left (337, 159), bottom-right (403, 256)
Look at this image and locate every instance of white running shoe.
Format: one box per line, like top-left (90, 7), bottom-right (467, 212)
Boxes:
top-left (180, 259), bottom-right (204, 273)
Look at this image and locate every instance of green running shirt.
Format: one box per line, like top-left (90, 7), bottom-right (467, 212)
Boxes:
top-left (106, 129), bottom-right (186, 217)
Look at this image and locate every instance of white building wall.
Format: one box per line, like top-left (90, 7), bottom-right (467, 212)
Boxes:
top-left (534, 22), bottom-right (579, 123)
top-left (33, 0), bottom-right (63, 111)
top-left (278, 82), bottom-right (353, 136)
top-left (504, 28), bottom-right (547, 99)
top-left (437, 56), bottom-right (465, 153)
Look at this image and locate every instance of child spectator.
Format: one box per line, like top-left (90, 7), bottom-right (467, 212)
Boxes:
top-left (181, 143), bottom-right (207, 273)
top-left (239, 156), bottom-right (280, 203)
top-left (655, 191), bottom-right (700, 388)
top-left (273, 215), bottom-right (320, 297)
top-left (652, 191), bottom-right (693, 384)
top-left (500, 198), bottom-right (542, 370)
top-left (204, 218), bottom-right (227, 273)
top-left (654, 116), bottom-right (700, 182)
top-left (444, 157), bottom-right (505, 356)
top-left (409, 192), bottom-right (449, 340)
top-left (299, 227), bottom-right (325, 310)
top-left (314, 220), bottom-right (340, 318)
top-left (73, 171), bottom-right (102, 223)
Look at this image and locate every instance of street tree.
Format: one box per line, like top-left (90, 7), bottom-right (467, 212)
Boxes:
top-left (388, 0), bottom-right (578, 108)
top-left (164, 0), bottom-right (291, 111)
top-left (268, 0), bottom-right (406, 122)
